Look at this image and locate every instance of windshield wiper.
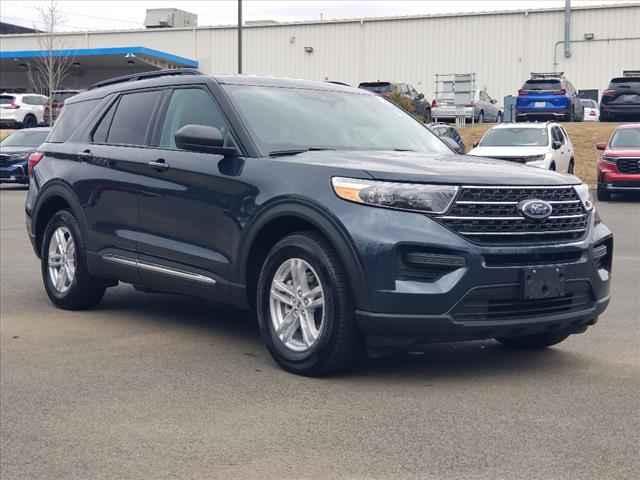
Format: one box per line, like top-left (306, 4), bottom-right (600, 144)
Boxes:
top-left (269, 147), bottom-right (335, 157)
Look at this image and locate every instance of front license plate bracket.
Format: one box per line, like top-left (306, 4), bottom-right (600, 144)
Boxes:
top-left (522, 266), bottom-right (566, 300)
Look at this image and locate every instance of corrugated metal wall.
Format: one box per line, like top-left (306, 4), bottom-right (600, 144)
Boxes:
top-left (2, 5), bottom-right (639, 100)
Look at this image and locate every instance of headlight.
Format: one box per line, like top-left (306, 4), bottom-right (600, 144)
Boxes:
top-left (574, 184), bottom-right (594, 211)
top-left (601, 155), bottom-right (617, 163)
top-left (331, 177), bottom-right (458, 214)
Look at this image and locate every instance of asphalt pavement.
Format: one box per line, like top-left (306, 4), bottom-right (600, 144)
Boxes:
top-left (1, 185), bottom-right (638, 480)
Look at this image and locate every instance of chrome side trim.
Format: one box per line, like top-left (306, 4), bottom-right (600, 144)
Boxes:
top-left (102, 254), bottom-right (216, 285)
top-left (461, 185), bottom-right (578, 189)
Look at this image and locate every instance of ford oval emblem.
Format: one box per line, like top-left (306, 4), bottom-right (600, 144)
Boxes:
top-left (518, 199), bottom-right (553, 220)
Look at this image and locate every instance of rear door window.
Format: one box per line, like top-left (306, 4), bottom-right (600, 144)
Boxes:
top-left (552, 127), bottom-right (565, 144)
top-left (107, 90), bottom-right (162, 146)
top-left (48, 99), bottom-right (100, 143)
top-left (91, 99), bottom-right (118, 144)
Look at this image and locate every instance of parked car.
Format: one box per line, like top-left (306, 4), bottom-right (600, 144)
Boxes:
top-left (0, 127), bottom-right (50, 184)
top-left (432, 88), bottom-right (502, 123)
top-left (580, 98), bottom-right (600, 122)
top-left (44, 89), bottom-right (82, 125)
top-left (600, 74), bottom-right (640, 122)
top-left (595, 123), bottom-right (640, 200)
top-left (468, 122), bottom-right (575, 173)
top-left (26, 70), bottom-right (611, 376)
top-left (358, 81), bottom-right (431, 122)
top-left (0, 93), bottom-right (48, 129)
top-left (427, 122), bottom-right (465, 153)
top-left (515, 72), bottom-right (583, 122)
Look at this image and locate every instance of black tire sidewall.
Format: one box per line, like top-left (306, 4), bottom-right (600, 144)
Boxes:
top-left (41, 209), bottom-right (103, 308)
top-left (257, 235), bottom-right (348, 370)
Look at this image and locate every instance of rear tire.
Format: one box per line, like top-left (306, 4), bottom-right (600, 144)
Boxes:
top-left (22, 115), bottom-right (37, 129)
top-left (256, 232), bottom-right (363, 376)
top-left (41, 210), bottom-right (106, 310)
top-left (496, 331), bottom-right (569, 349)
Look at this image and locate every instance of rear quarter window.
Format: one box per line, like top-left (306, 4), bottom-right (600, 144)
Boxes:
top-left (48, 99), bottom-right (100, 143)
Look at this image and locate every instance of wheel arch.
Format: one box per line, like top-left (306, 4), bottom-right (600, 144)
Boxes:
top-left (32, 181), bottom-right (88, 257)
top-left (239, 201), bottom-right (366, 310)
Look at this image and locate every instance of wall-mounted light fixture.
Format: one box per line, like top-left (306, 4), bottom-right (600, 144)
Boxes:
top-left (584, 33), bottom-right (595, 40)
top-left (304, 46), bottom-right (314, 53)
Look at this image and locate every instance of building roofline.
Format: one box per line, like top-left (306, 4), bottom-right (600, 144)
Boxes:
top-left (0, 2), bottom-right (638, 37)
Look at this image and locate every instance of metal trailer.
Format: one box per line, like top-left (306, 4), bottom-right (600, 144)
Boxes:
top-left (433, 73), bottom-right (476, 129)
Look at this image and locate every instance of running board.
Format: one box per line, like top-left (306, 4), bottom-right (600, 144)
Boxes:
top-left (102, 254), bottom-right (216, 286)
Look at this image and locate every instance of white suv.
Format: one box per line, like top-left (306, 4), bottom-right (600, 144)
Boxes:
top-left (0, 93), bottom-right (48, 129)
top-left (468, 122), bottom-right (575, 173)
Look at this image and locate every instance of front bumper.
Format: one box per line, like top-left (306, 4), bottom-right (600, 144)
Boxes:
top-left (338, 203), bottom-right (612, 340)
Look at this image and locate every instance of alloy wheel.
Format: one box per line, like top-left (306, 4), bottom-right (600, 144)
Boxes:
top-left (48, 226), bottom-right (76, 294)
top-left (269, 258), bottom-right (325, 352)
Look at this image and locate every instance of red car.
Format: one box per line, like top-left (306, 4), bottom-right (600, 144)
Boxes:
top-left (596, 123), bottom-right (640, 201)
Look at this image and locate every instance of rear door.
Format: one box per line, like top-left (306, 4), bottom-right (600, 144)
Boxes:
top-left (135, 86), bottom-right (245, 295)
top-left (550, 126), bottom-right (569, 172)
top-left (82, 89), bottom-right (165, 282)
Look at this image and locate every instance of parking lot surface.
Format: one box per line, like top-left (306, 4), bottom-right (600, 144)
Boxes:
top-left (1, 186), bottom-right (638, 480)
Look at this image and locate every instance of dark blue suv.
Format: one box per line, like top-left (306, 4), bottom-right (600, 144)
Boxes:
top-left (26, 70), bottom-right (611, 376)
top-left (516, 73), bottom-right (583, 122)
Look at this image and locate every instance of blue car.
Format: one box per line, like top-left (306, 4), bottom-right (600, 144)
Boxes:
top-left (0, 127), bottom-right (49, 185)
top-left (516, 73), bottom-right (583, 122)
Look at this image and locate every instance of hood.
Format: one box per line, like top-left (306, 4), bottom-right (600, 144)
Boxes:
top-left (468, 146), bottom-right (549, 158)
top-left (604, 148), bottom-right (640, 157)
top-left (281, 150), bottom-right (579, 185)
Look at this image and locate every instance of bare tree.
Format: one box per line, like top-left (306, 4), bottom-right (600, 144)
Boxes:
top-left (26, 0), bottom-right (75, 123)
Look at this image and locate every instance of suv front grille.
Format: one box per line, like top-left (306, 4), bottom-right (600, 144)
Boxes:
top-left (616, 157), bottom-right (640, 174)
top-left (436, 186), bottom-right (588, 245)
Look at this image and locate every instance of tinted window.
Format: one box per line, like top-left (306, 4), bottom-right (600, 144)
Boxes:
top-left (358, 82), bottom-right (393, 94)
top-left (479, 128), bottom-right (549, 147)
top-left (159, 88), bottom-right (228, 148)
top-left (552, 127), bottom-right (565, 144)
top-left (224, 85), bottom-right (449, 155)
top-left (610, 128), bottom-right (640, 148)
top-left (523, 80), bottom-right (562, 91)
top-left (92, 99), bottom-right (118, 144)
top-left (107, 91), bottom-right (162, 146)
top-left (0, 95), bottom-right (15, 105)
top-left (48, 100), bottom-right (99, 143)
top-left (0, 129), bottom-right (49, 147)
top-left (610, 77), bottom-right (640, 89)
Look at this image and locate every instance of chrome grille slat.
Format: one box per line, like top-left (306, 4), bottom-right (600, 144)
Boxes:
top-left (436, 185), bottom-right (588, 245)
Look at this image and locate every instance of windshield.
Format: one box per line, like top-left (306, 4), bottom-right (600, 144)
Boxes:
top-left (223, 85), bottom-right (450, 155)
top-left (0, 130), bottom-right (49, 147)
top-left (479, 128), bottom-right (549, 147)
top-left (610, 128), bottom-right (640, 148)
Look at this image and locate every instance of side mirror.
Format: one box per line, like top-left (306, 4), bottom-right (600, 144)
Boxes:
top-left (552, 140), bottom-right (562, 150)
top-left (174, 124), bottom-right (238, 156)
top-left (491, 99), bottom-right (497, 104)
top-left (596, 142), bottom-right (607, 151)
top-left (473, 142), bottom-right (479, 148)
top-left (442, 137), bottom-right (464, 154)
top-left (416, 93), bottom-right (425, 100)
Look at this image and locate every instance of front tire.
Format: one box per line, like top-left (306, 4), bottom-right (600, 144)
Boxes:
top-left (41, 210), bottom-right (106, 310)
top-left (496, 331), bottom-right (569, 349)
top-left (256, 232), bottom-right (363, 376)
top-left (22, 114), bottom-right (37, 129)
top-left (597, 185), bottom-right (611, 201)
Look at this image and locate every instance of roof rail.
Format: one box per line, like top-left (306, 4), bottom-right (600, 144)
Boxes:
top-left (623, 70), bottom-right (640, 77)
top-left (530, 71), bottom-right (564, 79)
top-left (90, 68), bottom-right (202, 90)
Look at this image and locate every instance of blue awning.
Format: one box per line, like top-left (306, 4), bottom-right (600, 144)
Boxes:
top-left (0, 46), bottom-right (198, 68)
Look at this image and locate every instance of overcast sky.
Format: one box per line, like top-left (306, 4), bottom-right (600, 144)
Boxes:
top-left (1, 0), bottom-right (638, 31)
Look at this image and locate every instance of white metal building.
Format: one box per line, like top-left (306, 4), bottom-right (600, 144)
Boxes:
top-left (1, 3), bottom-right (639, 101)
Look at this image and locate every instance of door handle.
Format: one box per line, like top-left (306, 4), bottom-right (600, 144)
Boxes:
top-left (78, 149), bottom-right (93, 161)
top-left (148, 159), bottom-right (169, 171)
